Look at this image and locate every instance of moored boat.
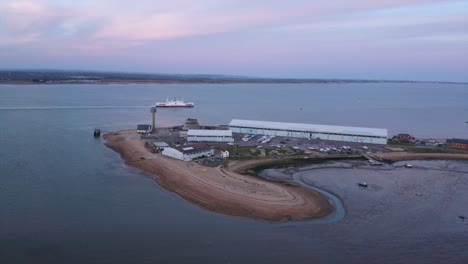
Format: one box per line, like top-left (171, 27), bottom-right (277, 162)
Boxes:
top-left (358, 182), bottom-right (368, 188)
top-left (156, 98), bottom-right (194, 108)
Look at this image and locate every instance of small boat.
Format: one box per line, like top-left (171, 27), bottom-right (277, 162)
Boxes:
top-left (369, 160), bottom-right (383, 166)
top-left (156, 98), bottom-right (194, 108)
top-left (358, 182), bottom-right (368, 188)
top-left (405, 163), bottom-right (413, 168)
top-left (94, 129), bottom-right (101, 137)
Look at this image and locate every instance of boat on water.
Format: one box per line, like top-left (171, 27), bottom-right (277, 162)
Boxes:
top-left (156, 98), bottom-right (194, 108)
top-left (358, 182), bottom-right (368, 188)
top-left (93, 128), bottom-right (101, 137)
top-left (369, 159), bottom-right (383, 166)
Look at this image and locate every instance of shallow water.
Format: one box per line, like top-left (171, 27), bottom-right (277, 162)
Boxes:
top-left (261, 160), bottom-right (468, 263)
top-left (1, 83), bottom-right (468, 263)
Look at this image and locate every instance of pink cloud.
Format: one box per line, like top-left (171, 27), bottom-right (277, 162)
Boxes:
top-left (90, 0), bottom-right (447, 41)
top-left (0, 0), bottom-right (72, 45)
top-left (0, 0), bottom-right (453, 44)
top-left (1, 0), bottom-right (466, 82)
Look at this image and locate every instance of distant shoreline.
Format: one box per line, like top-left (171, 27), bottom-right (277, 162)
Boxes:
top-left (3, 80), bottom-right (466, 85)
top-left (1, 70), bottom-right (466, 85)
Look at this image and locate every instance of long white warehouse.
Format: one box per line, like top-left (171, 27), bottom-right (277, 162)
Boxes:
top-left (187, 129), bottom-right (234, 143)
top-left (229, 119), bottom-right (388, 144)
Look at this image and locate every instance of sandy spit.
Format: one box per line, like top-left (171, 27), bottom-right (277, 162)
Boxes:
top-left (372, 152), bottom-right (468, 162)
top-left (103, 130), bottom-right (332, 222)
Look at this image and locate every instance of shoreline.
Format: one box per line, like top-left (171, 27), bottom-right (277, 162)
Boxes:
top-left (371, 152), bottom-right (468, 162)
top-left (103, 130), bottom-right (468, 222)
top-left (103, 130), bottom-right (333, 222)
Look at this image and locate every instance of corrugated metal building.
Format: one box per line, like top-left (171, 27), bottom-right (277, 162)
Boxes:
top-left (187, 130), bottom-right (234, 143)
top-left (229, 119), bottom-right (388, 144)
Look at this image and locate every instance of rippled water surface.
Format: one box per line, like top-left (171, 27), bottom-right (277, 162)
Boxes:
top-left (1, 83), bottom-right (468, 264)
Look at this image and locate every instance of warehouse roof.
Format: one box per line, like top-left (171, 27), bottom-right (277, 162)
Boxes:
top-left (152, 142), bottom-right (170, 148)
top-left (229, 119), bottom-right (387, 138)
top-left (173, 144), bottom-right (213, 154)
top-left (447, 138), bottom-right (468, 144)
top-left (188, 129), bottom-right (233, 137)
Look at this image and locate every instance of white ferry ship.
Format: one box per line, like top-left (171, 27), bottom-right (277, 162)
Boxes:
top-left (155, 98), bottom-right (194, 108)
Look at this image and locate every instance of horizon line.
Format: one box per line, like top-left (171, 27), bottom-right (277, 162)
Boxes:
top-left (0, 68), bottom-right (467, 85)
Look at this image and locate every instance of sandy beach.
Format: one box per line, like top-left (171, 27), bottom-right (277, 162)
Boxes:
top-left (103, 130), bottom-right (332, 221)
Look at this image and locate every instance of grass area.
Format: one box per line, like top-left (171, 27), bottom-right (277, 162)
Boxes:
top-left (249, 158), bottom-right (323, 173)
top-left (226, 145), bottom-right (304, 158)
top-left (388, 140), bottom-right (415, 146)
top-left (201, 159), bottom-right (230, 167)
top-left (226, 146), bottom-right (253, 156)
top-left (234, 155), bottom-right (363, 176)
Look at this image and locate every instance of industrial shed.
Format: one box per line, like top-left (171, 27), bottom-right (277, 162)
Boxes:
top-left (187, 130), bottom-right (234, 143)
top-left (229, 119), bottom-right (388, 144)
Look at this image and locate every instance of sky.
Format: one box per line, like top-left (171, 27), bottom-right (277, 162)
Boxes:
top-left (0, 0), bottom-right (467, 82)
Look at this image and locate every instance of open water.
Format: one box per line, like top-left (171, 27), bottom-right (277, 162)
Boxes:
top-left (1, 83), bottom-right (468, 263)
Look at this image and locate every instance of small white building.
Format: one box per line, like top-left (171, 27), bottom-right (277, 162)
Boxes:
top-left (137, 124), bottom-right (152, 134)
top-left (162, 144), bottom-right (214, 161)
top-left (187, 130), bottom-right (234, 143)
top-left (220, 150), bottom-right (230, 158)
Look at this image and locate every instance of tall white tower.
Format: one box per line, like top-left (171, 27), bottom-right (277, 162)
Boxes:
top-left (150, 106), bottom-right (157, 132)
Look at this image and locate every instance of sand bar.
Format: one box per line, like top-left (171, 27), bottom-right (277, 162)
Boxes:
top-left (371, 152), bottom-right (468, 162)
top-left (104, 130), bottom-right (332, 222)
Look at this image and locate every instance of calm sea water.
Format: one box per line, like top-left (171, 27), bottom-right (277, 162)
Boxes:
top-left (1, 83), bottom-right (467, 264)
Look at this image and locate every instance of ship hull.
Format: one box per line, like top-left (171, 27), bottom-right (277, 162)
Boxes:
top-left (156, 104), bottom-right (194, 108)
top-left (155, 98), bottom-right (194, 108)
